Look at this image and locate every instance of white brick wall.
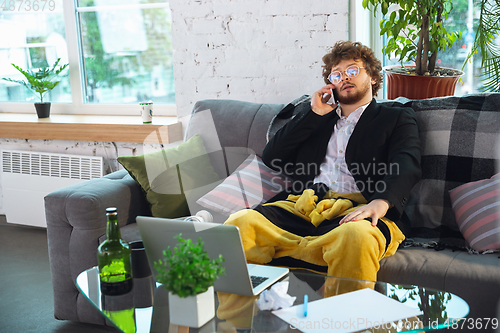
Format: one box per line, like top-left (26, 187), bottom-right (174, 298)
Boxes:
top-left (170, 0), bottom-right (349, 122)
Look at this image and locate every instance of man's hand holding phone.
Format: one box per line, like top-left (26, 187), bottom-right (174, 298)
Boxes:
top-left (311, 84), bottom-right (338, 116)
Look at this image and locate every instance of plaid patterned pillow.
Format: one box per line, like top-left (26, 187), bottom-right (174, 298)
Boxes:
top-left (383, 93), bottom-right (500, 239)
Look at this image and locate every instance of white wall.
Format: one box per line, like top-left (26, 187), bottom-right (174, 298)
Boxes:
top-left (170, 0), bottom-right (349, 122)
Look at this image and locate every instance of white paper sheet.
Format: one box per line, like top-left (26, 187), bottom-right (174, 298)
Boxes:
top-left (272, 288), bottom-right (423, 333)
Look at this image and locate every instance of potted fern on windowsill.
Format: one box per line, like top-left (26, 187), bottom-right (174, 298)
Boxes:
top-left (155, 233), bottom-right (225, 328)
top-left (2, 58), bottom-right (68, 118)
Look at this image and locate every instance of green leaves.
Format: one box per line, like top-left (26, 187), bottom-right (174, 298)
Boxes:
top-left (463, 0), bottom-right (500, 92)
top-left (154, 233), bottom-right (225, 298)
top-left (1, 58), bottom-right (68, 103)
top-left (381, 1), bottom-right (389, 15)
top-left (389, 284), bottom-right (452, 324)
top-left (361, 0), bottom-right (460, 73)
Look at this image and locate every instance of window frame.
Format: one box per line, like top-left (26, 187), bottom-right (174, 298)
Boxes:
top-left (348, 0), bottom-right (386, 98)
top-left (0, 0), bottom-right (176, 116)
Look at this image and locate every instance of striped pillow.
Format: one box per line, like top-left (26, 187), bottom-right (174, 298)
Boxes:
top-left (449, 173), bottom-right (500, 252)
top-left (196, 154), bottom-right (289, 216)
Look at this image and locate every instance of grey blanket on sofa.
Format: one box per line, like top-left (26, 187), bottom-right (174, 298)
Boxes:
top-left (388, 94), bottom-right (500, 244)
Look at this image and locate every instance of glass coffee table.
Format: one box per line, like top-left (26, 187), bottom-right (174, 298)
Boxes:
top-left (77, 267), bottom-right (469, 333)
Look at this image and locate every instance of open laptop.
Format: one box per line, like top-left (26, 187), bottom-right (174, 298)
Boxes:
top-left (136, 216), bottom-right (289, 296)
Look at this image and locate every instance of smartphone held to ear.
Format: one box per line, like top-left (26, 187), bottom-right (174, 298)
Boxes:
top-left (330, 88), bottom-right (338, 104)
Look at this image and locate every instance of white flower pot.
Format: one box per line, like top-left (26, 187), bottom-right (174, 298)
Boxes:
top-left (168, 286), bottom-right (215, 328)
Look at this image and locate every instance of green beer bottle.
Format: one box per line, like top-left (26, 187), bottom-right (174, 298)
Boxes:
top-left (97, 207), bottom-right (133, 295)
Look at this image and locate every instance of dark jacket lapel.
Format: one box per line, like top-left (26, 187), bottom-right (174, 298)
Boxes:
top-left (345, 99), bottom-right (380, 158)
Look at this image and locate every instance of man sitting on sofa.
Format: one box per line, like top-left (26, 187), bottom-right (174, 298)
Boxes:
top-left (224, 41), bottom-right (422, 289)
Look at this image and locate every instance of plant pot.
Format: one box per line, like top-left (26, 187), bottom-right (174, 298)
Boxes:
top-left (34, 102), bottom-right (51, 118)
top-left (168, 286), bottom-right (215, 328)
top-left (383, 66), bottom-right (463, 100)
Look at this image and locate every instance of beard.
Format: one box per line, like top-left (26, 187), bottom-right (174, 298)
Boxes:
top-left (337, 77), bottom-right (372, 105)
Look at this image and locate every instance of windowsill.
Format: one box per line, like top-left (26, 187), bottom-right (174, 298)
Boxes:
top-left (0, 113), bottom-right (183, 144)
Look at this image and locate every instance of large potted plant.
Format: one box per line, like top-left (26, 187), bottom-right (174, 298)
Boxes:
top-left (362, 0), bottom-right (464, 99)
top-left (2, 58), bottom-right (68, 118)
top-left (155, 234), bottom-right (225, 328)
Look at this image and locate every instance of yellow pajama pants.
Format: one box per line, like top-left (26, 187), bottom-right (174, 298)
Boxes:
top-left (223, 189), bottom-right (405, 295)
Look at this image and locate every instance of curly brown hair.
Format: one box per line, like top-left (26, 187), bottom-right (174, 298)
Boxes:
top-left (322, 41), bottom-right (383, 96)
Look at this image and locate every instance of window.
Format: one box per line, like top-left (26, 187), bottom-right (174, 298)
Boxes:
top-left (0, 0), bottom-right (175, 115)
top-left (0, 0), bottom-right (70, 103)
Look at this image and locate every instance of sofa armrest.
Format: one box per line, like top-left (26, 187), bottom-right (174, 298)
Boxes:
top-left (45, 169), bottom-right (150, 324)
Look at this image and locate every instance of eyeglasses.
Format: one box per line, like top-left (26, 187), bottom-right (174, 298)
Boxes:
top-left (328, 65), bottom-right (365, 84)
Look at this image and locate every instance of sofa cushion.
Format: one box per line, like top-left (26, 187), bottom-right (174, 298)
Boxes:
top-left (442, 251), bottom-right (500, 323)
top-left (117, 134), bottom-right (220, 218)
top-left (449, 173), bottom-right (500, 252)
top-left (196, 154), bottom-right (290, 216)
top-left (379, 247), bottom-right (500, 325)
top-left (378, 247), bottom-right (458, 291)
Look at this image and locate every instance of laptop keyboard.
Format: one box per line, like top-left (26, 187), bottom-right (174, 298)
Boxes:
top-left (250, 275), bottom-right (269, 288)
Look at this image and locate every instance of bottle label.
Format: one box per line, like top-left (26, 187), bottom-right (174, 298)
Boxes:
top-left (100, 260), bottom-right (132, 283)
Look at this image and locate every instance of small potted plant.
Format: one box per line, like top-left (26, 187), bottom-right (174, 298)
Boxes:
top-left (155, 233), bottom-right (225, 328)
top-left (2, 58), bottom-right (68, 118)
top-left (362, 0), bottom-right (464, 99)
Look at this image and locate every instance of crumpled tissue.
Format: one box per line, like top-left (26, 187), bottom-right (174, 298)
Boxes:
top-left (257, 281), bottom-right (296, 311)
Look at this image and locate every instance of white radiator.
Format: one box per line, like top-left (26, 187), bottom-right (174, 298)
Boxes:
top-left (1, 150), bottom-right (103, 228)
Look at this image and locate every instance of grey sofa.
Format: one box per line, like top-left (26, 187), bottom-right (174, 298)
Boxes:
top-left (45, 95), bottom-right (500, 331)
